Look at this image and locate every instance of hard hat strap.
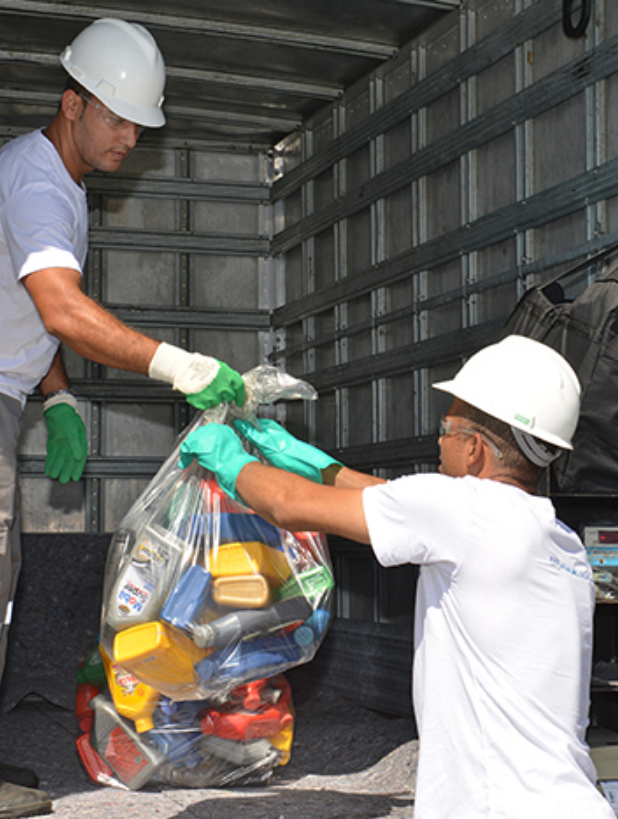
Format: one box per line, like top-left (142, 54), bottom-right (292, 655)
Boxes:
top-left (511, 427), bottom-right (560, 468)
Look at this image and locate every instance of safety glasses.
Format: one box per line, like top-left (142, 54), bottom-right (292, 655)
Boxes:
top-left (79, 92), bottom-right (143, 136)
top-left (439, 415), bottom-right (503, 459)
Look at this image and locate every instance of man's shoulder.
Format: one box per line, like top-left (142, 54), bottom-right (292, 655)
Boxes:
top-left (0, 131), bottom-right (82, 207)
top-left (0, 131), bottom-right (51, 183)
top-left (0, 129), bottom-right (44, 160)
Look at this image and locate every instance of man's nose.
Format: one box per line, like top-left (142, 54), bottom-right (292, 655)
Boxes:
top-left (121, 122), bottom-right (142, 148)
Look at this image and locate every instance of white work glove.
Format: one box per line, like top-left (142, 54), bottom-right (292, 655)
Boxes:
top-left (149, 343), bottom-right (245, 409)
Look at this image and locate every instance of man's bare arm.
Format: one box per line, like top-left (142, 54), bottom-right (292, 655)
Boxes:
top-left (24, 267), bottom-right (159, 374)
top-left (236, 462), bottom-right (372, 544)
top-left (331, 466), bottom-right (385, 490)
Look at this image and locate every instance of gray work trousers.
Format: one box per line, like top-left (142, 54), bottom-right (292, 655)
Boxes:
top-left (0, 393), bottom-right (22, 686)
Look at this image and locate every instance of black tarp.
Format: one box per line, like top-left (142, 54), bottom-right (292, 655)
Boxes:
top-left (505, 258), bottom-right (618, 495)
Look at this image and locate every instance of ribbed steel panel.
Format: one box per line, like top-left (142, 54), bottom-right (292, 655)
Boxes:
top-left (273, 153), bottom-right (618, 331)
top-left (273, 33), bottom-right (618, 258)
top-left (271, 0), bottom-right (564, 201)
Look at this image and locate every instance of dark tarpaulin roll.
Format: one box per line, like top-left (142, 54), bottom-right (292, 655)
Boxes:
top-left (504, 259), bottom-right (618, 494)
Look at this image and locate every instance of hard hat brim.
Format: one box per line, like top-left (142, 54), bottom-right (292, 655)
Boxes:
top-left (432, 377), bottom-right (574, 451)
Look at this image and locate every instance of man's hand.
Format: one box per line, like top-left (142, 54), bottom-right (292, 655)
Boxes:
top-left (233, 418), bottom-right (342, 484)
top-left (179, 423), bottom-right (257, 500)
top-left (43, 398), bottom-right (88, 483)
top-left (149, 343), bottom-right (245, 409)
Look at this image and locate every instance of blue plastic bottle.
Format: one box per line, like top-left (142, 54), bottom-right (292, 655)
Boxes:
top-left (161, 565), bottom-right (212, 633)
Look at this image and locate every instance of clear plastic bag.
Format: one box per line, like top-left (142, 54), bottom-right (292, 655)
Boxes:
top-left (151, 675), bottom-right (294, 788)
top-left (79, 366), bottom-right (332, 789)
top-left (99, 365), bottom-right (333, 704)
top-left (75, 668), bottom-right (294, 790)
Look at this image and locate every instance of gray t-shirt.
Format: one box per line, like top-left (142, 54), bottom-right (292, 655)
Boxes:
top-left (0, 130), bottom-right (87, 405)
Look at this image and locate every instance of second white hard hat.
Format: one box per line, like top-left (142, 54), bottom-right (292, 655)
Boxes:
top-left (433, 335), bottom-right (581, 450)
top-left (60, 18), bottom-right (166, 128)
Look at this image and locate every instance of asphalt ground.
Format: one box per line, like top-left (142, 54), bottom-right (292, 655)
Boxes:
top-left (0, 664), bottom-right (419, 819)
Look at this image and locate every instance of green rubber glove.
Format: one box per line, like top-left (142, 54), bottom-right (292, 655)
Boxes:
top-left (178, 423), bottom-right (258, 501)
top-left (185, 362), bottom-right (246, 410)
top-left (233, 418), bottom-right (342, 484)
top-left (44, 403), bottom-right (88, 483)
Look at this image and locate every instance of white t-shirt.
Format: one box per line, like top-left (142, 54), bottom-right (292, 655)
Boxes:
top-left (363, 473), bottom-right (613, 819)
top-left (0, 130), bottom-right (88, 406)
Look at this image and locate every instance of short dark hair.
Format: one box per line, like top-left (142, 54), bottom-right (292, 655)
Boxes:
top-left (450, 398), bottom-right (545, 483)
top-left (58, 76), bottom-right (90, 115)
top-left (63, 75), bottom-right (87, 96)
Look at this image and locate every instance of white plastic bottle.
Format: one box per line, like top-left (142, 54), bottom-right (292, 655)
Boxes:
top-left (104, 523), bottom-right (187, 633)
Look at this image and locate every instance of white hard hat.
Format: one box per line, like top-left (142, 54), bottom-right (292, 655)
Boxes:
top-left (432, 335), bottom-right (581, 451)
top-left (60, 18), bottom-right (166, 128)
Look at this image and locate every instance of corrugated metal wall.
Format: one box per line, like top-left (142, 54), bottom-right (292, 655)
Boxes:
top-left (270, 0), bottom-right (618, 712)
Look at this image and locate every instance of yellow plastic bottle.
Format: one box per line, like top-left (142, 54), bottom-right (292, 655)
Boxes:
top-left (113, 621), bottom-right (211, 699)
top-left (268, 678), bottom-right (295, 765)
top-left (209, 540), bottom-right (291, 584)
top-left (99, 646), bottom-right (160, 733)
top-left (269, 721), bottom-right (294, 765)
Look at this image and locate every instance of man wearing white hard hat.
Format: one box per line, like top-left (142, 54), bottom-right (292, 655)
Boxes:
top-left (0, 18), bottom-right (244, 816)
top-left (177, 335), bottom-right (614, 819)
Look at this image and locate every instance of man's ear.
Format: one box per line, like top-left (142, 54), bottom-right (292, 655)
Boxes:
top-left (62, 89), bottom-right (82, 122)
top-left (465, 432), bottom-right (485, 473)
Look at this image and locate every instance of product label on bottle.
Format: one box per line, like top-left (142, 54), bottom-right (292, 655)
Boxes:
top-left (105, 726), bottom-right (149, 783)
top-left (114, 666), bottom-right (141, 696)
top-left (115, 534), bottom-right (171, 619)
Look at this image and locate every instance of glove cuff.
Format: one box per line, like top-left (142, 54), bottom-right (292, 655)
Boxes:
top-left (149, 343), bottom-right (222, 395)
top-left (148, 342), bottom-right (194, 385)
top-left (321, 463), bottom-right (344, 486)
top-left (225, 451), bottom-right (259, 501)
top-left (43, 390), bottom-right (78, 413)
